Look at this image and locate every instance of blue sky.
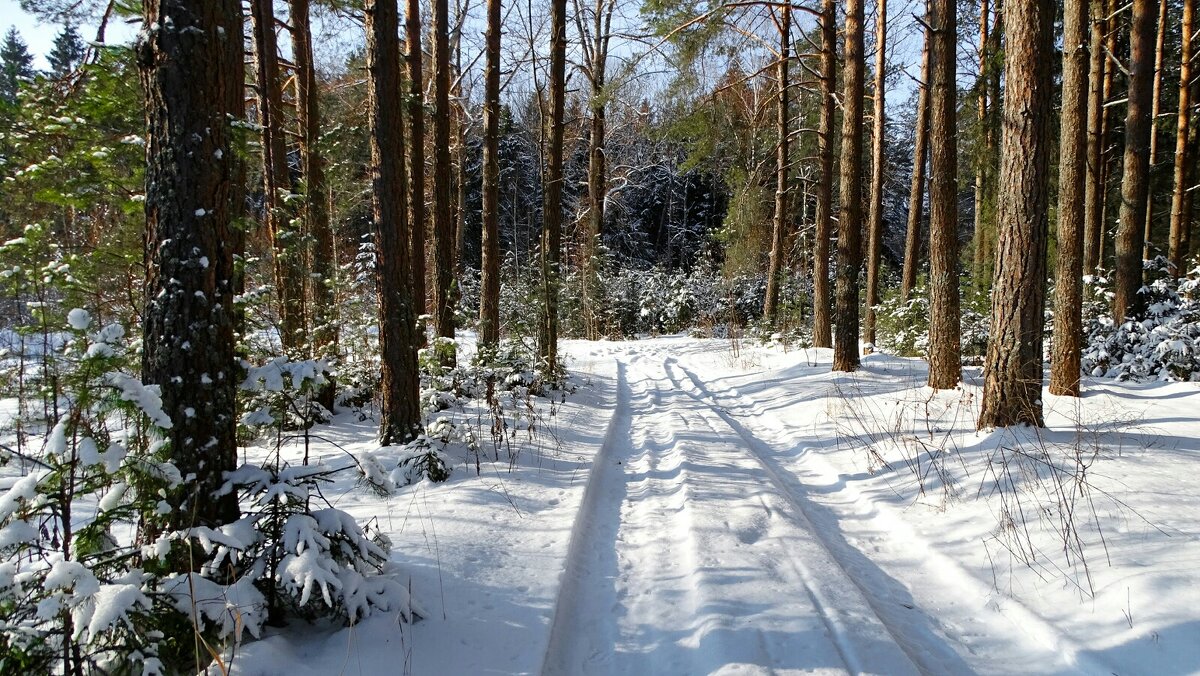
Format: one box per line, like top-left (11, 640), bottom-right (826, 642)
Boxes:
top-left (0, 0), bottom-right (139, 69)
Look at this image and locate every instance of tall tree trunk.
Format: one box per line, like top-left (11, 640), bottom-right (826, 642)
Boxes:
top-left (540, 0), bottom-right (567, 374)
top-left (479, 0), bottom-right (502, 350)
top-left (972, 0), bottom-right (989, 284)
top-left (432, 0), bottom-right (456, 355)
top-left (582, 0), bottom-right (614, 340)
top-left (978, 0), bottom-right (1055, 428)
top-left (290, 0), bottom-right (336, 410)
top-left (366, 0), bottom-right (420, 445)
top-left (972, 0), bottom-right (1003, 288)
top-left (812, 0), bottom-right (836, 347)
top-left (251, 0), bottom-right (306, 354)
top-left (1083, 0), bottom-right (1108, 273)
top-left (137, 0), bottom-right (242, 533)
top-left (1050, 0), bottom-right (1090, 397)
top-left (833, 0), bottom-right (865, 372)
top-left (1098, 0), bottom-right (1119, 267)
top-left (926, 0), bottom-right (961, 389)
top-left (407, 0), bottom-right (427, 326)
top-left (1168, 0), bottom-right (1195, 272)
top-left (1113, 0), bottom-right (1156, 322)
top-left (901, 25), bottom-right (931, 302)
top-left (1143, 0), bottom-right (1169, 263)
top-left (763, 4), bottom-right (791, 326)
top-left (863, 0), bottom-right (886, 346)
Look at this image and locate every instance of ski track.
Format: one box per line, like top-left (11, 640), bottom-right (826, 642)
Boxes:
top-left (543, 345), bottom-right (923, 675)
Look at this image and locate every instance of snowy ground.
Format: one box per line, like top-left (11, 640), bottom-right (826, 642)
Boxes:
top-left (41, 335), bottom-right (1200, 675)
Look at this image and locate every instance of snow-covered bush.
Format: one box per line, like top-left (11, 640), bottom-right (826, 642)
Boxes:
top-left (1082, 265), bottom-right (1200, 381)
top-left (873, 284), bottom-right (990, 361)
top-left (0, 313), bottom-right (179, 675)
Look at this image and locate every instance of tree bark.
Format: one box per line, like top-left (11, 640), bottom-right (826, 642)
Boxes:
top-left (581, 0), bottom-right (615, 339)
top-left (833, 0), bottom-right (865, 372)
top-left (763, 4), bottom-right (791, 326)
top-left (406, 0), bottom-right (427, 325)
top-left (978, 0), bottom-right (1054, 429)
top-left (1050, 0), bottom-right (1090, 397)
top-left (366, 0), bottom-right (421, 445)
top-left (972, 0), bottom-right (1003, 288)
top-left (863, 0), bottom-right (886, 346)
top-left (901, 25), bottom-right (930, 302)
top-left (539, 0), bottom-right (567, 374)
top-left (137, 0), bottom-right (242, 532)
top-left (431, 0), bottom-right (456, 355)
top-left (1113, 0), bottom-right (1156, 322)
top-left (251, 0), bottom-right (306, 354)
top-left (812, 0), bottom-right (836, 347)
top-left (1168, 0), bottom-right (1195, 272)
top-left (1083, 0), bottom-right (1107, 273)
top-left (1143, 0), bottom-right (1169, 263)
top-left (478, 0), bottom-right (502, 350)
top-left (971, 0), bottom-right (988, 286)
top-left (926, 0), bottom-right (961, 389)
top-left (289, 0), bottom-right (336, 410)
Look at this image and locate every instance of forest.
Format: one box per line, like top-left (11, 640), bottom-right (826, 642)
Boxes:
top-left (0, 0), bottom-right (1198, 673)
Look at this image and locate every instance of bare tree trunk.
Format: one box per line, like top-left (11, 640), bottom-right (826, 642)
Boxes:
top-left (290, 0), bottom-right (336, 410)
top-left (927, 0), bottom-right (961, 389)
top-left (251, 0), bottom-right (306, 354)
top-left (812, 0), bottom-right (836, 347)
top-left (833, 0), bottom-right (865, 372)
top-left (972, 0), bottom-right (1003, 288)
top-left (901, 26), bottom-right (930, 302)
top-left (478, 0), bottom-right (501, 350)
top-left (1098, 0), bottom-right (1118, 266)
top-left (581, 0), bottom-right (615, 339)
top-left (1168, 0), bottom-right (1195, 273)
top-left (431, 0), bottom-right (456, 356)
top-left (864, 0), bottom-right (886, 346)
top-left (978, 0), bottom-right (1055, 428)
top-left (1050, 0), bottom-right (1090, 397)
top-left (1113, 0), bottom-right (1156, 322)
top-left (366, 0), bottom-right (420, 445)
top-left (763, 4), bottom-right (791, 326)
top-left (1143, 0), bottom-right (1169, 263)
top-left (539, 0), bottom-right (567, 374)
top-left (407, 0), bottom-right (427, 325)
top-left (137, 0), bottom-right (242, 531)
top-left (972, 0), bottom-right (988, 285)
top-left (1083, 0), bottom-right (1107, 273)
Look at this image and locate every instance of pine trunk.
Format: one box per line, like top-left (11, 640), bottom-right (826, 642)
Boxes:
top-left (1143, 0), bottom-right (1169, 263)
top-left (1050, 0), bottom-right (1090, 397)
top-left (978, 0), bottom-right (1054, 429)
top-left (407, 0), bottom-right (427, 324)
top-left (833, 0), bottom-right (865, 372)
top-left (366, 0), bottom-right (421, 445)
top-left (812, 0), bottom-right (836, 347)
top-left (901, 29), bottom-right (930, 302)
top-left (1113, 0), bottom-right (1156, 322)
top-left (972, 0), bottom-right (988, 284)
top-left (582, 0), bottom-right (613, 340)
top-left (539, 0), bottom-right (567, 374)
top-left (478, 0), bottom-right (502, 350)
top-left (1168, 0), bottom-right (1195, 271)
top-left (137, 0), bottom-right (242, 532)
top-left (864, 0), bottom-right (886, 347)
top-left (251, 0), bottom-right (306, 354)
top-left (289, 0), bottom-right (336, 410)
top-left (763, 4), bottom-right (791, 326)
top-left (431, 0), bottom-right (456, 355)
top-left (972, 0), bottom-right (1003, 288)
top-left (1083, 0), bottom-right (1107, 273)
top-left (927, 0), bottom-right (961, 389)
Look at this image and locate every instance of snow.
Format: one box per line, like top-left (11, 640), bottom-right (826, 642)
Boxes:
top-left (66, 307), bottom-right (91, 330)
top-left (6, 336), bottom-right (1198, 674)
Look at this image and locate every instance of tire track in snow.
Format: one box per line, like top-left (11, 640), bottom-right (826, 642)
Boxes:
top-left (665, 356), bottom-right (1113, 675)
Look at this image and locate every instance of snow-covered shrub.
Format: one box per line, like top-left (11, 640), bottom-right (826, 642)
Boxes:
top-left (1082, 265), bottom-right (1200, 381)
top-left (239, 357), bottom-right (333, 441)
top-left (873, 284), bottom-right (991, 361)
top-left (0, 313), bottom-right (179, 675)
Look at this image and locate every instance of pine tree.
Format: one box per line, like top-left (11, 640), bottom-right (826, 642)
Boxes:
top-left (863, 0), bottom-right (887, 345)
top-left (978, 0), bottom-right (1055, 428)
top-left (478, 0), bottom-right (502, 351)
top-left (763, 3), bottom-right (791, 326)
top-left (47, 21), bottom-right (85, 77)
top-left (0, 27), bottom-right (35, 104)
top-left (432, 0), bottom-right (456, 359)
top-left (539, 0), bottom-right (567, 374)
top-left (832, 0), bottom-right (865, 372)
top-left (812, 0), bottom-right (836, 347)
top-left (901, 22), bottom-right (930, 302)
